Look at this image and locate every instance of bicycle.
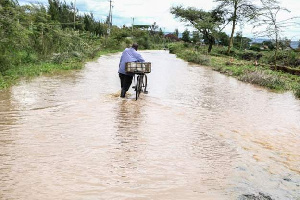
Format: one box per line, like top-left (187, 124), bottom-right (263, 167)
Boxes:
top-left (133, 72), bottom-right (148, 100)
top-left (125, 62), bottom-right (151, 100)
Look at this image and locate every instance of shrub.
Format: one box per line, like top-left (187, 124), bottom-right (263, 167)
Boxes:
top-left (266, 51), bottom-right (300, 67)
top-left (178, 50), bottom-right (211, 66)
top-left (0, 55), bottom-right (12, 73)
top-left (137, 35), bottom-right (150, 49)
top-left (294, 84), bottom-right (300, 98)
top-left (168, 43), bottom-right (183, 54)
top-left (239, 70), bottom-right (285, 90)
top-left (236, 51), bottom-right (263, 61)
top-left (249, 44), bottom-right (261, 52)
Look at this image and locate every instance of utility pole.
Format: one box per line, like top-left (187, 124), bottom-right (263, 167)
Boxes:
top-left (73, 0), bottom-right (76, 29)
top-left (108, 0), bottom-right (113, 35)
top-left (132, 17), bottom-right (134, 33)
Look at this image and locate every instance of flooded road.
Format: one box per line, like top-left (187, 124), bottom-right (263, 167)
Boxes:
top-left (0, 50), bottom-right (299, 200)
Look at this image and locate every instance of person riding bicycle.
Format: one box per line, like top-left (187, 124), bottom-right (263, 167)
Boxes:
top-left (118, 43), bottom-right (145, 98)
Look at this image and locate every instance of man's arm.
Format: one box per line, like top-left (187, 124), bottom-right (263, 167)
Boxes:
top-left (133, 50), bottom-right (145, 62)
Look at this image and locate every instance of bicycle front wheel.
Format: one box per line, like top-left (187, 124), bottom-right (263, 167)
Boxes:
top-left (135, 75), bottom-right (142, 100)
top-left (142, 74), bottom-right (148, 93)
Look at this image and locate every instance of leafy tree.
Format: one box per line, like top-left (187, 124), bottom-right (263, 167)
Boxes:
top-left (0, 0), bottom-right (18, 7)
top-left (0, 0), bottom-right (32, 71)
top-left (249, 43), bottom-right (261, 51)
top-left (182, 29), bottom-right (190, 42)
top-left (48, 0), bottom-right (74, 29)
top-left (158, 28), bottom-right (164, 37)
top-left (48, 0), bottom-right (60, 21)
top-left (94, 22), bottom-right (107, 36)
top-left (214, 0), bottom-right (257, 54)
top-left (150, 22), bottom-right (158, 35)
top-left (233, 31), bottom-right (251, 50)
top-left (83, 13), bottom-right (95, 32)
top-left (171, 6), bottom-right (225, 53)
top-left (192, 31), bottom-right (201, 43)
top-left (262, 40), bottom-right (275, 50)
top-left (216, 31), bottom-right (229, 46)
top-left (59, 1), bottom-right (73, 29)
top-left (278, 37), bottom-right (291, 49)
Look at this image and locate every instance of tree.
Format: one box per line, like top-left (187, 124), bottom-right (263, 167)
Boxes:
top-left (171, 6), bottom-right (224, 53)
top-left (174, 28), bottom-right (179, 37)
top-left (216, 31), bottom-right (229, 46)
top-left (182, 29), bottom-right (190, 42)
top-left (262, 40), bottom-right (275, 50)
top-left (252, 0), bottom-right (299, 68)
top-left (214, 0), bottom-right (257, 54)
top-left (150, 22), bottom-right (158, 35)
top-left (234, 31), bottom-right (251, 50)
top-left (48, 0), bottom-right (60, 21)
top-left (158, 28), bottom-right (164, 37)
top-left (192, 31), bottom-right (201, 43)
top-left (278, 37), bottom-right (291, 49)
top-left (83, 13), bottom-right (95, 32)
top-left (48, 0), bottom-right (74, 29)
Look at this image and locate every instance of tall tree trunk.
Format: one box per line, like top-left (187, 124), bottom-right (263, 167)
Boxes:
top-left (208, 43), bottom-right (213, 53)
top-left (227, 1), bottom-right (238, 54)
top-left (227, 21), bottom-right (236, 54)
top-left (274, 33), bottom-right (278, 70)
top-left (207, 35), bottom-right (214, 53)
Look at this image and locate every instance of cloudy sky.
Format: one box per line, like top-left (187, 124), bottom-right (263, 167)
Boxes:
top-left (19, 0), bottom-right (300, 40)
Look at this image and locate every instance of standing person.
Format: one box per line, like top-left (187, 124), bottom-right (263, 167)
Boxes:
top-left (118, 43), bottom-right (145, 98)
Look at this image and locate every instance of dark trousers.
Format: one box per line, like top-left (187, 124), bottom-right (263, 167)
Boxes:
top-left (119, 73), bottom-right (133, 91)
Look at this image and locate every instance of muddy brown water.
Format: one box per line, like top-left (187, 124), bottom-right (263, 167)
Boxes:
top-left (0, 50), bottom-right (299, 200)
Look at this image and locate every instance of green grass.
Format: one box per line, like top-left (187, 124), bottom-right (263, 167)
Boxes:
top-left (170, 43), bottom-right (300, 99)
top-left (0, 62), bottom-right (83, 89)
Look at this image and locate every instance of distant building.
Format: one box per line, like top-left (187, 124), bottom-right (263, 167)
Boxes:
top-left (164, 33), bottom-right (180, 41)
top-left (133, 25), bottom-right (151, 30)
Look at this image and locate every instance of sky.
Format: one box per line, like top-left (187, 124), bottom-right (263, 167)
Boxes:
top-left (18, 0), bottom-right (300, 40)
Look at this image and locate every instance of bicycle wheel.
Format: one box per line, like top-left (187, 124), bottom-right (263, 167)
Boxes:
top-left (135, 75), bottom-right (142, 100)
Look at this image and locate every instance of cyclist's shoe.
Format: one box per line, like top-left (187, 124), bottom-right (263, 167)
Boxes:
top-left (144, 90), bottom-right (148, 94)
top-left (120, 89), bottom-right (126, 98)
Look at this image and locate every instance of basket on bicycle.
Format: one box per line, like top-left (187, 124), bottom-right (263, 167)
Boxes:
top-left (125, 62), bottom-right (151, 73)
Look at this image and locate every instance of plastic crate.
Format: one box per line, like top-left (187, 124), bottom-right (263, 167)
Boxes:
top-left (125, 62), bottom-right (151, 73)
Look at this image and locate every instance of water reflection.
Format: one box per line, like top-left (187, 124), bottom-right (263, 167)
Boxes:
top-left (113, 100), bottom-right (146, 170)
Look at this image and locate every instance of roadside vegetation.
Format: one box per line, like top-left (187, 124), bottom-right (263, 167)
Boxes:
top-left (168, 42), bottom-right (300, 98)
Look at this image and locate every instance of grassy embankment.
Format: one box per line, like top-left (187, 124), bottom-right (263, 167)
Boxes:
top-left (0, 44), bottom-right (123, 90)
top-left (168, 42), bottom-right (300, 98)
top-left (0, 41), bottom-right (167, 91)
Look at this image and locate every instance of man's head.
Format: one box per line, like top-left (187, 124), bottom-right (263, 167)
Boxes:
top-left (132, 43), bottom-right (138, 51)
